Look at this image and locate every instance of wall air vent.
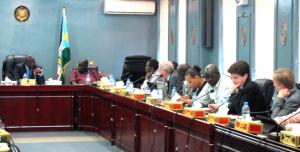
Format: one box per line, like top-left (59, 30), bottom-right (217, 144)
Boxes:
top-left (104, 0), bottom-right (156, 15)
top-left (235, 0), bottom-right (248, 6)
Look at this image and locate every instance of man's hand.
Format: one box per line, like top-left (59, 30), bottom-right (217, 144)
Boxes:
top-left (145, 73), bottom-right (152, 80)
top-left (277, 88), bottom-right (291, 98)
top-left (231, 83), bottom-right (241, 93)
top-left (179, 96), bottom-right (192, 106)
top-left (33, 68), bottom-right (43, 75)
top-left (208, 104), bottom-right (218, 112)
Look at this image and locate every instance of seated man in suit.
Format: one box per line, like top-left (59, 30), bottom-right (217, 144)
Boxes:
top-left (13, 55), bottom-right (45, 85)
top-left (158, 61), bottom-right (176, 98)
top-left (271, 68), bottom-right (300, 118)
top-left (274, 107), bottom-right (300, 128)
top-left (70, 59), bottom-right (105, 85)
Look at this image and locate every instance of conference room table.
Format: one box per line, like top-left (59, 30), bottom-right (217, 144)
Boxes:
top-left (0, 85), bottom-right (298, 152)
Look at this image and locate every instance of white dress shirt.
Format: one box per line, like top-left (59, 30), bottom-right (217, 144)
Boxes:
top-left (192, 75), bottom-right (232, 114)
top-left (141, 70), bottom-right (161, 90)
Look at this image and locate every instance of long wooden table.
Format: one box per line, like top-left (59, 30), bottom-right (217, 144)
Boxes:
top-left (0, 86), bottom-right (213, 152)
top-left (0, 85), bottom-right (298, 152)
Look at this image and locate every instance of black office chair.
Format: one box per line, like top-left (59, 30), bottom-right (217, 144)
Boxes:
top-left (254, 79), bottom-right (275, 111)
top-left (72, 65), bottom-right (99, 72)
top-left (121, 55), bottom-right (151, 87)
top-left (296, 83), bottom-right (300, 90)
top-left (2, 54), bottom-right (27, 80)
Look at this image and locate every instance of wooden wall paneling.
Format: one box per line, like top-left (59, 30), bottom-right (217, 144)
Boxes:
top-left (36, 92), bottom-right (73, 126)
top-left (114, 105), bottom-right (135, 152)
top-left (78, 91), bottom-right (95, 131)
top-left (0, 93), bottom-right (37, 127)
top-left (139, 115), bottom-right (167, 152)
top-left (274, 0), bottom-right (296, 71)
top-left (168, 0), bottom-right (179, 61)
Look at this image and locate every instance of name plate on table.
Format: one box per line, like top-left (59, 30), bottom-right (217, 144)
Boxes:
top-left (131, 92), bottom-right (146, 100)
top-left (97, 81), bottom-right (112, 91)
top-left (234, 119), bottom-right (263, 134)
top-left (146, 97), bottom-right (161, 105)
top-left (45, 80), bottom-right (62, 85)
top-left (280, 131), bottom-right (300, 147)
top-left (111, 86), bottom-right (127, 96)
top-left (163, 101), bottom-right (183, 111)
top-left (20, 79), bottom-right (36, 86)
top-left (0, 129), bottom-right (12, 142)
top-left (0, 143), bottom-right (9, 152)
top-left (0, 81), bottom-right (17, 86)
top-left (183, 107), bottom-right (206, 118)
top-left (207, 114), bottom-right (230, 126)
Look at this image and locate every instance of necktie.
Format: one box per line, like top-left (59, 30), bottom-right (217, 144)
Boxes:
top-left (28, 70), bottom-right (32, 79)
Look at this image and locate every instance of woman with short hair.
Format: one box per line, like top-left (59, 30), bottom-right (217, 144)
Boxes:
top-left (227, 60), bottom-right (267, 116)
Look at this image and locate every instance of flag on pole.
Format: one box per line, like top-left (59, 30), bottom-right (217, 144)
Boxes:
top-left (56, 7), bottom-right (70, 84)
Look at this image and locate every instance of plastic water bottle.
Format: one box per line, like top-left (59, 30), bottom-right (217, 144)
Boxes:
top-left (86, 72), bottom-right (91, 84)
top-left (0, 118), bottom-right (4, 130)
top-left (109, 75), bottom-right (115, 86)
top-left (183, 81), bottom-right (190, 96)
top-left (23, 73), bottom-right (28, 79)
top-left (241, 101), bottom-right (251, 121)
top-left (171, 86), bottom-right (176, 98)
top-left (126, 80), bottom-right (134, 93)
top-left (126, 78), bottom-right (131, 87)
top-left (157, 89), bottom-right (163, 100)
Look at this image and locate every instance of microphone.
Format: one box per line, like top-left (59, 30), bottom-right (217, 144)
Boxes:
top-left (249, 102), bottom-right (279, 116)
top-left (190, 89), bottom-right (214, 106)
top-left (120, 72), bottom-right (131, 80)
top-left (148, 74), bottom-right (163, 90)
top-left (250, 110), bottom-right (272, 115)
top-left (214, 92), bottom-right (241, 113)
top-left (131, 76), bottom-right (145, 85)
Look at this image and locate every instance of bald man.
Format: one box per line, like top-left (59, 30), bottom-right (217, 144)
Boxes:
top-left (13, 55), bottom-right (45, 85)
top-left (70, 59), bottom-right (106, 85)
top-left (198, 64), bottom-right (232, 114)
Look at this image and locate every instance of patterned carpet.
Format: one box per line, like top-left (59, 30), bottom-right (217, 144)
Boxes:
top-left (11, 131), bottom-right (122, 152)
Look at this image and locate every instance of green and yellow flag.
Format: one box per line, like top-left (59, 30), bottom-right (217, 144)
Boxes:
top-left (56, 7), bottom-right (70, 84)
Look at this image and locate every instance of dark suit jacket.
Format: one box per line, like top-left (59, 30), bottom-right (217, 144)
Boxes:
top-left (13, 63), bottom-right (45, 85)
top-left (168, 71), bottom-right (180, 97)
top-left (228, 79), bottom-right (267, 116)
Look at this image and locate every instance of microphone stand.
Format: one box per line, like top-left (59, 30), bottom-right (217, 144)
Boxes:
top-left (273, 110), bottom-right (300, 141)
top-left (131, 76), bottom-right (145, 85)
top-left (120, 72), bottom-right (131, 81)
top-left (189, 89), bottom-right (214, 107)
top-left (147, 75), bottom-right (163, 91)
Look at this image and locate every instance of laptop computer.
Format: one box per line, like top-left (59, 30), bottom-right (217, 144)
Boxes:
top-left (155, 80), bottom-right (168, 99)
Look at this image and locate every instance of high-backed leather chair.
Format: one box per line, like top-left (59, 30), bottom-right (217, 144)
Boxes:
top-left (121, 55), bottom-right (151, 87)
top-left (72, 65), bottom-right (98, 72)
top-left (2, 54), bottom-right (27, 80)
top-left (254, 79), bottom-right (275, 111)
top-left (296, 83), bottom-right (300, 90)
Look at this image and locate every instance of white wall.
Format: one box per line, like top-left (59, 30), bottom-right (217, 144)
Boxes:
top-left (255, 0), bottom-right (275, 79)
top-left (177, 0), bottom-right (187, 64)
top-left (222, 0), bottom-right (236, 74)
top-left (158, 0), bottom-right (169, 61)
top-left (299, 1), bottom-right (300, 81)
